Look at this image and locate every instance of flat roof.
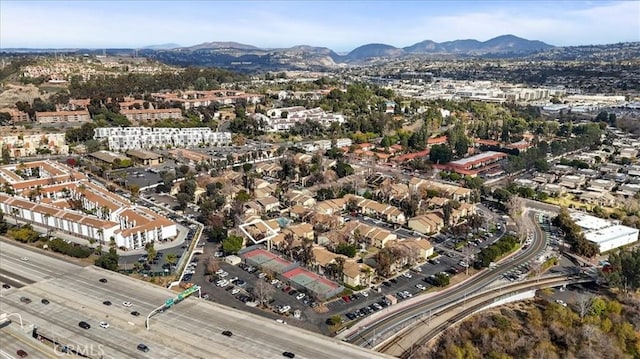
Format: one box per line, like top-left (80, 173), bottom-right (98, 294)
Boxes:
top-left (584, 225), bottom-right (639, 245)
top-left (449, 151), bottom-right (507, 167)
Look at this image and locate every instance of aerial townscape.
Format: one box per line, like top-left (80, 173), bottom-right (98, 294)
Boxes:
top-left (0, 1), bottom-right (639, 358)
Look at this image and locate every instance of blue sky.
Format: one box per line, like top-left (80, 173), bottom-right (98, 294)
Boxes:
top-left (1, 1), bottom-right (638, 50)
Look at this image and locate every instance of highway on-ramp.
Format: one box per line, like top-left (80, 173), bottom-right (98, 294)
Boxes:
top-left (345, 209), bottom-right (548, 348)
top-left (0, 240), bottom-right (391, 359)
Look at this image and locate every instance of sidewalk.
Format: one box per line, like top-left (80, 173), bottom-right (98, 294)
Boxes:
top-left (5, 217), bottom-right (187, 256)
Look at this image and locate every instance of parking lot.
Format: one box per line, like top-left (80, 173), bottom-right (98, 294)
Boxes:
top-left (108, 167), bottom-right (163, 189)
top-left (188, 242), bottom-right (329, 333)
top-left (118, 225), bottom-right (196, 273)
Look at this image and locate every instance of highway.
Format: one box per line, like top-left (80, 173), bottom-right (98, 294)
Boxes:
top-left (345, 209), bottom-right (550, 348)
top-left (0, 241), bottom-right (391, 359)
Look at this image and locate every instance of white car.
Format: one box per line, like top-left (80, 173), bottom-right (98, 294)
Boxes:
top-left (415, 284), bottom-right (426, 291)
top-left (215, 269), bottom-right (224, 275)
top-left (219, 271), bottom-right (229, 278)
top-left (270, 279), bottom-right (280, 285)
top-left (21, 257), bottom-right (29, 261)
top-left (122, 301), bottom-right (133, 307)
top-left (231, 288), bottom-right (240, 295)
top-left (556, 299), bottom-right (568, 307)
top-left (403, 272), bottom-right (413, 278)
top-left (278, 305), bottom-right (291, 314)
top-left (296, 293), bottom-right (306, 300)
top-left (99, 321), bottom-right (110, 329)
top-left (276, 319), bottom-right (287, 325)
top-left (361, 291), bottom-right (369, 297)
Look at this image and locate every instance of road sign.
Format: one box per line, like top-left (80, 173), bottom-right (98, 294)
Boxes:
top-left (165, 298), bottom-right (174, 307)
top-left (176, 285), bottom-right (200, 301)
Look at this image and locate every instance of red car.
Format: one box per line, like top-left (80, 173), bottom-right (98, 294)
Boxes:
top-left (342, 296), bottom-right (351, 303)
top-left (17, 350), bottom-right (28, 358)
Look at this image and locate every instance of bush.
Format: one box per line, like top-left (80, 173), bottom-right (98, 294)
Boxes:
top-left (47, 238), bottom-right (93, 258)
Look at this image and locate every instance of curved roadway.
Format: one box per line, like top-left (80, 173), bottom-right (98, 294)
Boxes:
top-left (347, 209), bottom-right (547, 348)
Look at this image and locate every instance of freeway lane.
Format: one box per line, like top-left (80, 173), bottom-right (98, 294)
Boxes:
top-left (0, 241), bottom-right (391, 359)
top-left (347, 209), bottom-right (547, 348)
top-left (0, 237), bottom-right (85, 283)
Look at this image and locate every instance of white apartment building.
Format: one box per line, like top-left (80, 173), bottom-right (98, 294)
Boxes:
top-left (260, 107), bottom-right (345, 132)
top-left (94, 127), bottom-right (232, 151)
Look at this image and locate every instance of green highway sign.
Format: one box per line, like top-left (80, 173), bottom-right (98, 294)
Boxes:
top-left (165, 298), bottom-right (174, 307)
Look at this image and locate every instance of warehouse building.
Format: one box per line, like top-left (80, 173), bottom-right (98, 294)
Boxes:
top-left (570, 212), bottom-right (639, 252)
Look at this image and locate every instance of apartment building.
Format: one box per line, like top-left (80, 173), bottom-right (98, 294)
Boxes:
top-left (94, 127), bottom-right (232, 151)
top-left (35, 110), bottom-right (91, 124)
top-left (0, 133), bottom-right (68, 158)
top-left (0, 160), bottom-right (177, 249)
top-left (260, 107), bottom-right (345, 132)
top-left (120, 108), bottom-right (182, 122)
top-left (0, 108), bottom-right (30, 123)
top-left (151, 90), bottom-right (263, 109)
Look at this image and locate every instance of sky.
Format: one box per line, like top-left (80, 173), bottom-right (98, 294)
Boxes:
top-left (1, 1), bottom-right (638, 51)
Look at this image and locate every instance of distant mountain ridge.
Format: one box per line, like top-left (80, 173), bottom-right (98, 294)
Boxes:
top-left (346, 34), bottom-right (554, 61)
top-left (164, 34), bottom-right (554, 64)
top-left (5, 36), bottom-right (636, 71)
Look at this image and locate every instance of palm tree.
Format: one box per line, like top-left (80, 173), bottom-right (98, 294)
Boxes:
top-left (335, 257), bottom-right (346, 283)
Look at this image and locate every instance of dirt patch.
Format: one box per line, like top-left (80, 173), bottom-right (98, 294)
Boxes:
top-left (0, 84), bottom-right (43, 108)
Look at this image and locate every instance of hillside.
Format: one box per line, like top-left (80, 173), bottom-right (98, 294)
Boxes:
top-left (424, 295), bottom-right (640, 359)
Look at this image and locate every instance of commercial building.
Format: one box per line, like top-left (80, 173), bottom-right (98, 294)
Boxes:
top-left (446, 151), bottom-right (508, 176)
top-left (0, 160), bottom-right (177, 250)
top-left (570, 212), bottom-right (639, 252)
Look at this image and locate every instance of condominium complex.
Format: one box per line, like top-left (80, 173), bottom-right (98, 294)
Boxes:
top-left (0, 133), bottom-right (69, 158)
top-left (0, 160), bottom-right (177, 250)
top-left (94, 127), bottom-right (233, 151)
top-left (253, 106), bottom-right (346, 132)
top-left (35, 110), bottom-right (92, 124)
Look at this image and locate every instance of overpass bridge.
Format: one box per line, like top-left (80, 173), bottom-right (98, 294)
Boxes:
top-left (376, 274), bottom-right (595, 358)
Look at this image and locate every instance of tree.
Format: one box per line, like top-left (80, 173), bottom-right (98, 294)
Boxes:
top-left (166, 253), bottom-right (178, 267)
top-left (429, 144), bottom-right (453, 164)
top-left (176, 192), bottom-right (191, 210)
top-left (222, 235), bottom-right (243, 255)
top-left (145, 242), bottom-right (156, 263)
top-left (252, 280), bottom-right (274, 307)
top-left (95, 247), bottom-right (119, 271)
top-left (326, 315), bottom-right (342, 326)
top-left (335, 243), bottom-right (357, 258)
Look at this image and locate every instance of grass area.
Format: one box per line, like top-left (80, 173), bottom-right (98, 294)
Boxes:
top-left (543, 195), bottom-right (618, 215)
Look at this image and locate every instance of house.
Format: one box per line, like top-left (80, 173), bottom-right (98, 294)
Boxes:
top-left (315, 197), bottom-right (347, 215)
top-left (408, 213), bottom-right (444, 234)
top-left (89, 150), bottom-right (130, 166)
top-left (342, 261), bottom-right (374, 288)
top-left (126, 149), bottom-right (164, 166)
top-left (391, 238), bottom-right (434, 260)
top-left (283, 190), bottom-right (316, 207)
top-left (257, 196), bottom-right (281, 213)
top-left (283, 222), bottom-right (314, 241)
top-left (311, 246), bottom-right (343, 271)
top-left (288, 205), bottom-right (311, 221)
top-left (559, 174), bottom-right (586, 189)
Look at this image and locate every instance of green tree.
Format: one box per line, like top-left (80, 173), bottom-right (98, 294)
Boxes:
top-left (95, 247), bottom-right (119, 271)
top-left (429, 144), bottom-right (453, 164)
top-left (222, 235), bottom-right (244, 255)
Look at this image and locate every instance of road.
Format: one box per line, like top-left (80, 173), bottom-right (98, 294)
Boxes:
top-left (0, 240), bottom-right (390, 359)
top-left (345, 209), bottom-right (549, 348)
top-left (381, 274), bottom-right (594, 358)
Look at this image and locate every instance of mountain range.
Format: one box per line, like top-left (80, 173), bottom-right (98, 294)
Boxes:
top-left (162, 34), bottom-right (554, 63)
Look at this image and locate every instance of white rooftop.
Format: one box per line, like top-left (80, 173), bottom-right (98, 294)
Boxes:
top-left (584, 225), bottom-right (639, 245)
top-left (570, 212), bottom-right (611, 231)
